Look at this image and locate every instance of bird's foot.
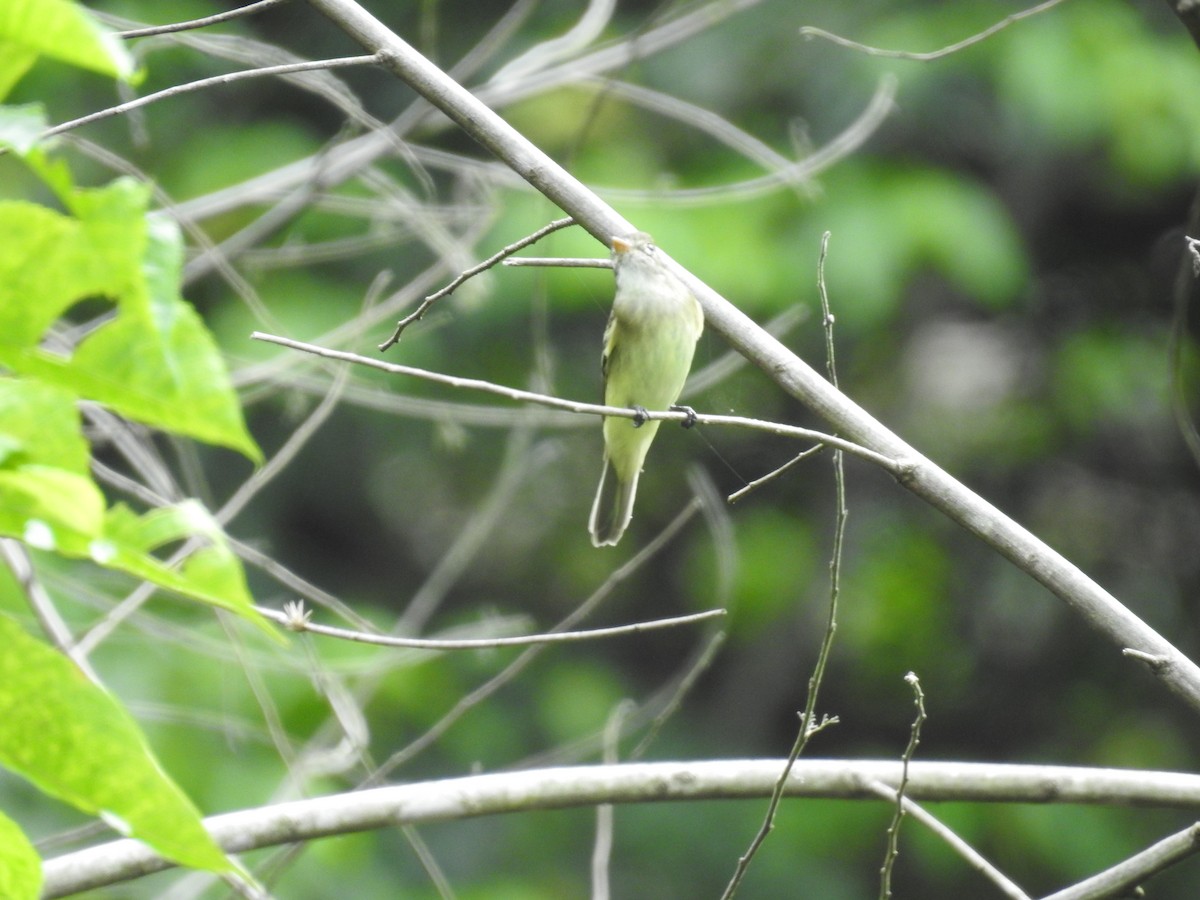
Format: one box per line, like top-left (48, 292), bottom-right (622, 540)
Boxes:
top-left (670, 404), bottom-right (698, 429)
top-left (631, 405), bottom-right (650, 428)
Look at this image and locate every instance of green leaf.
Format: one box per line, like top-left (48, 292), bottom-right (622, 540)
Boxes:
top-left (0, 810), bottom-right (41, 900)
top-left (96, 502), bottom-right (279, 641)
top-left (0, 380), bottom-right (277, 639)
top-left (0, 380), bottom-right (105, 542)
top-left (0, 175), bottom-right (262, 461)
top-left (0, 0), bottom-right (136, 101)
top-left (0, 378), bottom-right (89, 473)
top-left (0, 614), bottom-right (232, 875)
top-left (0, 102), bottom-right (46, 153)
top-left (0, 466), bottom-right (104, 547)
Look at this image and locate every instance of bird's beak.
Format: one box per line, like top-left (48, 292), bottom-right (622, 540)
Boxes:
top-left (611, 235), bottom-right (633, 255)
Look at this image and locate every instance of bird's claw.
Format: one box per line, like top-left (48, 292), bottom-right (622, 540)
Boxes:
top-left (631, 405), bottom-right (649, 428)
top-left (670, 404), bottom-right (698, 429)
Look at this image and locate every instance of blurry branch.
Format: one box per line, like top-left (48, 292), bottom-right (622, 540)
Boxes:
top-left (491, 0), bottom-right (615, 84)
top-left (477, 0), bottom-right (765, 103)
top-left (42, 759), bottom-right (1200, 898)
top-left (396, 427), bottom-right (552, 635)
top-left (40, 55), bottom-right (382, 142)
top-left (402, 76), bottom-right (893, 208)
top-left (1040, 821), bottom-right (1200, 900)
top-left (582, 77), bottom-right (819, 199)
top-left (398, 827), bottom-right (453, 900)
top-left (591, 698), bottom-right (633, 900)
top-left (519, 476), bottom-right (732, 771)
top-left (1167, 0), bottom-right (1200, 50)
top-left (447, 0), bottom-right (538, 83)
top-left (685, 306), bottom-right (809, 395)
top-left (595, 76), bottom-right (895, 207)
top-left (173, 0), bottom-right (765, 224)
top-left (260, 601), bottom-right (725, 649)
top-left (365, 501), bottom-right (703, 782)
top-left (91, 458), bottom-right (377, 633)
top-left (1170, 230), bottom-right (1200, 468)
top-left (863, 781), bottom-right (1030, 900)
top-left (114, 0), bottom-right (290, 38)
top-left (630, 631), bottom-right (728, 761)
top-left (799, 0), bottom-right (1071, 62)
top-left (218, 298), bottom-right (360, 524)
top-left (74, 283), bottom-right (380, 657)
top-left (250, 332), bottom-right (899, 469)
top-left (0, 541), bottom-right (99, 682)
top-left (65, 136), bottom-right (284, 335)
top-left (380, 216), bottom-right (577, 350)
top-left (523, 618), bottom-right (729, 772)
top-left (305, 0), bottom-right (1200, 713)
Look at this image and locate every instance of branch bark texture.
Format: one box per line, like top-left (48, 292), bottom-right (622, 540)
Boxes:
top-left (42, 759), bottom-right (1200, 897)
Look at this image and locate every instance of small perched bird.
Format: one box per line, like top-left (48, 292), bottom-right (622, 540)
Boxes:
top-left (589, 232), bottom-right (704, 547)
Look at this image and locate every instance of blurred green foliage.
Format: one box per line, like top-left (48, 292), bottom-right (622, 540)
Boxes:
top-left (3, 0), bottom-right (1200, 896)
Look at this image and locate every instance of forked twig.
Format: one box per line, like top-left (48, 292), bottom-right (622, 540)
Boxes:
top-left (378, 217), bottom-right (577, 350)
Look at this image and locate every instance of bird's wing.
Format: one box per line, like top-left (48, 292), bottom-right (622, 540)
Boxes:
top-left (600, 308), bottom-right (619, 382)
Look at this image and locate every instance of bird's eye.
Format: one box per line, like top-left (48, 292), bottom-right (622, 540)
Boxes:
top-left (644, 243), bottom-right (657, 254)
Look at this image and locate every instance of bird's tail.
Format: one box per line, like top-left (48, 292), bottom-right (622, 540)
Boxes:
top-left (588, 455), bottom-right (640, 547)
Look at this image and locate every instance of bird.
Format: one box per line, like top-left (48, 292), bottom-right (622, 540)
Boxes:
top-left (588, 232), bottom-right (704, 547)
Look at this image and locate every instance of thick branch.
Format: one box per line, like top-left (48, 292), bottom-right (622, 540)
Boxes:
top-left (304, 0), bottom-right (1200, 713)
top-left (41, 759), bottom-right (1200, 897)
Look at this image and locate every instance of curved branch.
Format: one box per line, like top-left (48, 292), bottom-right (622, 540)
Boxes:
top-left (41, 759), bottom-right (1200, 897)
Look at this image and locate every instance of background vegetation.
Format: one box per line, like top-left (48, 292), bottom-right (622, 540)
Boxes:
top-left (3, 0), bottom-right (1200, 896)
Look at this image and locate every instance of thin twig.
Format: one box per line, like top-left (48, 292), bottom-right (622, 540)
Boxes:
top-left (251, 332), bottom-right (901, 471)
top-left (116, 0), bottom-right (291, 38)
top-left (721, 233), bottom-right (847, 898)
top-left (799, 0), bottom-right (1071, 62)
top-left (502, 256), bottom-right (610, 268)
top-left (41, 55), bottom-right (381, 141)
top-left (727, 445), bottom-right (825, 504)
top-left (880, 672), bottom-right (927, 899)
top-left (378, 217), bottom-right (577, 350)
top-left (261, 603), bottom-right (724, 649)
